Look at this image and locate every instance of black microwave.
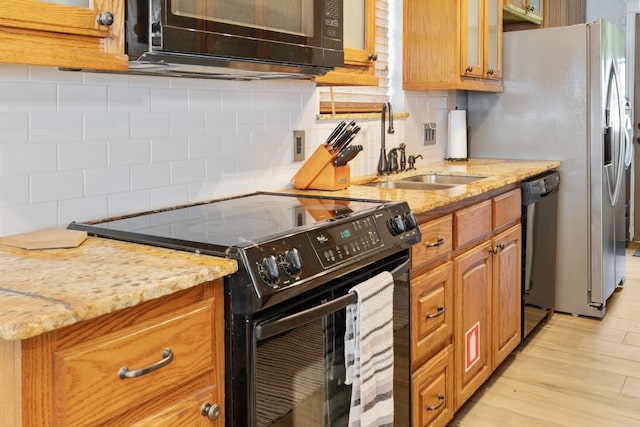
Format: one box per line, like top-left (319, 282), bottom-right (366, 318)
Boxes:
top-left (125, 0), bottom-right (344, 80)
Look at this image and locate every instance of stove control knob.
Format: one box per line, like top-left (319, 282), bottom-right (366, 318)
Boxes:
top-left (260, 255), bottom-right (280, 284)
top-left (388, 215), bottom-right (406, 235)
top-left (283, 248), bottom-right (302, 276)
top-left (404, 212), bottom-right (418, 230)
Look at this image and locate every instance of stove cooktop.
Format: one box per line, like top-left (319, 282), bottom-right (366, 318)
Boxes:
top-left (69, 192), bottom-right (390, 250)
top-left (69, 192), bottom-right (421, 312)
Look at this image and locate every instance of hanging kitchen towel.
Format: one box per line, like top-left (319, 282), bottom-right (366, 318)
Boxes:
top-left (344, 271), bottom-right (394, 427)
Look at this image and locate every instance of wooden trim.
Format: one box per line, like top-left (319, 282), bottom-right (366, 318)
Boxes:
top-left (0, 339), bottom-right (21, 426)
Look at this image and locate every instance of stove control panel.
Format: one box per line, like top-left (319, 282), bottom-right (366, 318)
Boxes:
top-left (247, 202), bottom-right (420, 293)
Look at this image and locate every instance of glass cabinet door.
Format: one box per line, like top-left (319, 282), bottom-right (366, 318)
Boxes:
top-left (485, 0), bottom-right (502, 79)
top-left (462, 0), bottom-right (483, 78)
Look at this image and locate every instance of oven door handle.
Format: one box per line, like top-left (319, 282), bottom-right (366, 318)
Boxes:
top-left (254, 257), bottom-right (410, 341)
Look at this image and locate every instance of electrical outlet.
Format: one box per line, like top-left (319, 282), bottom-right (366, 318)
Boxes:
top-left (423, 123), bottom-right (436, 146)
top-left (293, 130), bottom-right (305, 162)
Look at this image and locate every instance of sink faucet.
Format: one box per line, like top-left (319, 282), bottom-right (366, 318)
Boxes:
top-left (377, 101), bottom-right (395, 175)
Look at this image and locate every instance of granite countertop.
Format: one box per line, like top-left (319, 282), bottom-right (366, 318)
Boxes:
top-left (0, 236), bottom-right (237, 341)
top-left (0, 158), bottom-right (557, 342)
top-left (288, 158), bottom-right (561, 214)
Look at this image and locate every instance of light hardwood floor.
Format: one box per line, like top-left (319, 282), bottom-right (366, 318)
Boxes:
top-left (449, 244), bottom-right (640, 426)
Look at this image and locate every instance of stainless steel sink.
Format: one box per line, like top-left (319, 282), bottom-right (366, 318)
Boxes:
top-left (362, 173), bottom-right (487, 191)
top-left (400, 174), bottom-right (486, 185)
top-left (362, 181), bottom-right (455, 190)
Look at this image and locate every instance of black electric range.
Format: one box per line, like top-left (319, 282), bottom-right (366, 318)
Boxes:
top-left (68, 192), bottom-right (421, 313)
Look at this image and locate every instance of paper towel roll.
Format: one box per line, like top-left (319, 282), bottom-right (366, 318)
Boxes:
top-left (447, 109), bottom-right (468, 160)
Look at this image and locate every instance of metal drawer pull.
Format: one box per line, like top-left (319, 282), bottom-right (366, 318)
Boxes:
top-left (96, 11), bottom-right (114, 26)
top-left (426, 305), bottom-right (445, 319)
top-left (118, 348), bottom-right (173, 379)
top-left (201, 402), bottom-right (221, 421)
top-left (426, 393), bottom-right (446, 411)
top-left (426, 237), bottom-right (445, 248)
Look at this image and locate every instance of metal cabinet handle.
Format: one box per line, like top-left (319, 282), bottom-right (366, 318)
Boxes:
top-left (489, 243), bottom-right (505, 254)
top-left (119, 348), bottom-right (173, 379)
top-left (201, 402), bottom-right (221, 421)
top-left (426, 305), bottom-right (445, 319)
top-left (426, 393), bottom-right (446, 411)
top-left (426, 237), bottom-right (445, 248)
top-left (486, 69), bottom-right (494, 76)
top-left (368, 53), bottom-right (378, 61)
top-left (96, 11), bottom-right (114, 26)
top-left (465, 66), bottom-right (473, 72)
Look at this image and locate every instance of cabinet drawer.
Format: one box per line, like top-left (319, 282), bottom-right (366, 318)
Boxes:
top-left (493, 188), bottom-right (521, 230)
top-left (53, 301), bottom-right (214, 426)
top-left (412, 344), bottom-right (454, 427)
top-left (411, 262), bottom-right (453, 368)
top-left (411, 215), bottom-right (453, 271)
top-left (454, 200), bottom-right (492, 249)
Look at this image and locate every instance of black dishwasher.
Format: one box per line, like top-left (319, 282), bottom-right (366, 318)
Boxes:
top-left (521, 171), bottom-right (560, 338)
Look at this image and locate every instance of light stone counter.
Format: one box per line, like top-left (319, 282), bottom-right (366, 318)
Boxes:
top-left (287, 158), bottom-right (561, 214)
top-left (0, 236), bottom-right (237, 341)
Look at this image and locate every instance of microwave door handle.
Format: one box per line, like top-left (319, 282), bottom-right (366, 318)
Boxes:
top-left (255, 292), bottom-right (357, 340)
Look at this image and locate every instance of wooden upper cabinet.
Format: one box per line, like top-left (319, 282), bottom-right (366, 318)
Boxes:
top-left (403, 0), bottom-right (503, 93)
top-left (504, 0), bottom-right (544, 25)
top-left (0, 0), bottom-right (128, 71)
top-left (315, 0), bottom-right (379, 86)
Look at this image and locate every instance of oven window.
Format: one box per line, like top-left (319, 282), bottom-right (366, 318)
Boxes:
top-left (253, 274), bottom-right (410, 426)
top-left (171, 0), bottom-right (315, 37)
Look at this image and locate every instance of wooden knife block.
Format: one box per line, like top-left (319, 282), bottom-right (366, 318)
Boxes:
top-left (291, 145), bottom-right (350, 191)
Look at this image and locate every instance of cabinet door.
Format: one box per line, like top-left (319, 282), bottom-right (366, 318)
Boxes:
top-left (315, 0), bottom-right (378, 86)
top-left (0, 0), bottom-right (128, 70)
top-left (484, 0), bottom-right (502, 80)
top-left (492, 224), bottom-right (522, 368)
top-left (461, 0), bottom-right (484, 79)
top-left (453, 241), bottom-right (493, 410)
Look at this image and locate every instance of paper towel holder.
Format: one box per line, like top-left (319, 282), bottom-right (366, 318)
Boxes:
top-left (445, 107), bottom-right (469, 162)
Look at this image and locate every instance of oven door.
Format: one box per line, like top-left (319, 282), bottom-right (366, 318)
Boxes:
top-left (251, 252), bottom-right (411, 426)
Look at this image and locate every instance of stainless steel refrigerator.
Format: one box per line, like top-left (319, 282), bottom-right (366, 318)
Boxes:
top-left (468, 20), bottom-right (630, 318)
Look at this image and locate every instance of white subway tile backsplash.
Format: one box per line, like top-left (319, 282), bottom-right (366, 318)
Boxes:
top-left (29, 113), bottom-right (83, 143)
top-left (84, 166), bottom-right (130, 197)
top-left (131, 162), bottom-right (171, 190)
top-left (30, 170), bottom-right (83, 203)
top-left (0, 82), bottom-right (56, 112)
top-left (108, 189), bottom-right (151, 217)
top-left (170, 112), bottom-right (206, 137)
top-left (150, 185), bottom-right (189, 209)
top-left (84, 112), bottom-right (130, 140)
top-left (58, 84), bottom-right (107, 112)
top-left (108, 86), bottom-right (150, 112)
top-left (151, 136), bottom-right (188, 162)
top-left (0, 202), bottom-right (57, 235)
top-left (0, 142), bottom-right (57, 175)
top-left (130, 112), bottom-right (171, 138)
top-left (0, 175), bottom-right (29, 208)
top-left (0, 113), bottom-right (28, 142)
top-left (151, 88), bottom-right (189, 112)
top-left (108, 138), bottom-right (151, 166)
top-left (0, 65), bottom-right (450, 235)
top-left (59, 195), bottom-right (108, 225)
top-left (171, 159), bottom-right (206, 184)
top-left (58, 141), bottom-right (108, 171)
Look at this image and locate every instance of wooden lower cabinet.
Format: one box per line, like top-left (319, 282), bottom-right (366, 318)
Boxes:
top-left (410, 186), bottom-right (523, 424)
top-left (492, 224), bottom-right (522, 368)
top-left (8, 280), bottom-right (225, 426)
top-left (453, 240), bottom-right (493, 410)
top-left (412, 345), bottom-right (455, 427)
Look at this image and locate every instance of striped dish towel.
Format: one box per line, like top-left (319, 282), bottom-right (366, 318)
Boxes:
top-left (344, 271), bottom-right (395, 427)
